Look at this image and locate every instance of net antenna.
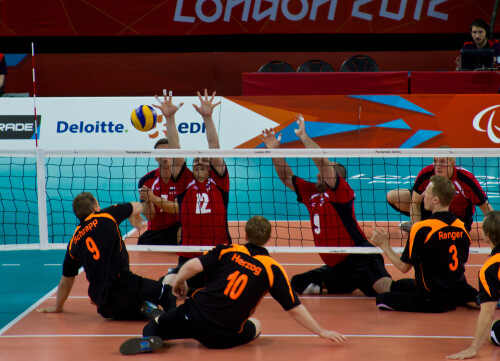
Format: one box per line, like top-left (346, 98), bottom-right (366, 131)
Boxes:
top-left (31, 42), bottom-right (38, 148)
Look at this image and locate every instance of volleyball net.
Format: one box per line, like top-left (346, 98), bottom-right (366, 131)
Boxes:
top-left (0, 148), bottom-right (498, 254)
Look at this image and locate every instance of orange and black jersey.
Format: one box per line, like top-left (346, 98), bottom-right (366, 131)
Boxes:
top-left (401, 211), bottom-right (470, 294)
top-left (193, 243), bottom-right (300, 332)
top-left (62, 203), bottom-right (133, 307)
top-left (477, 245), bottom-right (500, 304)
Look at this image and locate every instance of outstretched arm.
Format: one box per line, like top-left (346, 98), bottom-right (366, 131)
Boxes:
top-left (36, 275), bottom-right (76, 313)
top-left (128, 201), bottom-right (145, 229)
top-left (446, 301), bottom-right (497, 359)
top-left (479, 201), bottom-right (493, 216)
top-left (193, 89), bottom-right (225, 176)
top-left (295, 114), bottom-right (337, 189)
top-left (153, 90), bottom-right (185, 179)
top-left (287, 304), bottom-right (346, 344)
top-left (370, 227), bottom-right (412, 273)
top-left (260, 128), bottom-right (294, 191)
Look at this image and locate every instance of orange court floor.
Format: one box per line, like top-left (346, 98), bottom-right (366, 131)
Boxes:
top-left (1, 248), bottom-right (499, 361)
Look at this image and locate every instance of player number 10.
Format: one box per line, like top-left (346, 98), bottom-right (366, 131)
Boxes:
top-left (224, 270), bottom-right (248, 300)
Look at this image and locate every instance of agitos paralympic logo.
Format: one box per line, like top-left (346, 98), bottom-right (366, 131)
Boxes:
top-left (473, 105), bottom-right (500, 143)
top-left (0, 115), bottom-right (41, 140)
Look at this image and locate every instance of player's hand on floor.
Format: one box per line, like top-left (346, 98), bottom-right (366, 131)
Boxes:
top-left (36, 306), bottom-right (62, 313)
top-left (446, 348), bottom-right (477, 360)
top-left (319, 330), bottom-right (347, 344)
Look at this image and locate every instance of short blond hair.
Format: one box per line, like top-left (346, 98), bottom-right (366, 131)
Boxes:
top-left (245, 216), bottom-right (272, 246)
top-left (483, 211), bottom-right (500, 247)
top-left (430, 175), bottom-right (455, 207)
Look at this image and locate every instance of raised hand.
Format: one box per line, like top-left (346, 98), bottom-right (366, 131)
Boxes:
top-left (294, 113), bottom-right (306, 138)
top-left (259, 128), bottom-right (281, 149)
top-left (193, 89), bottom-right (221, 118)
top-left (370, 226), bottom-right (389, 248)
top-left (152, 89), bottom-right (184, 118)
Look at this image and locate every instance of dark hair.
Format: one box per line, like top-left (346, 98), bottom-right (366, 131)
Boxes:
top-left (470, 19), bottom-right (491, 38)
top-left (245, 216), bottom-right (272, 246)
top-left (154, 138), bottom-right (169, 149)
top-left (72, 192), bottom-right (98, 222)
top-left (429, 175), bottom-right (455, 207)
top-left (483, 211), bottom-right (500, 247)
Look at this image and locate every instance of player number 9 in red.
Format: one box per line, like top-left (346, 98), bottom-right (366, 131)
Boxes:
top-left (224, 271), bottom-right (248, 300)
top-left (86, 237), bottom-right (100, 260)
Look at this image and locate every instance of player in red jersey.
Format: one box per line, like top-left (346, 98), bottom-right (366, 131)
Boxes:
top-left (153, 89), bottom-right (230, 289)
top-left (137, 138), bottom-right (181, 245)
top-left (119, 216), bottom-right (346, 355)
top-left (37, 192), bottom-right (175, 319)
top-left (387, 155), bottom-right (492, 233)
top-left (260, 114), bottom-right (392, 296)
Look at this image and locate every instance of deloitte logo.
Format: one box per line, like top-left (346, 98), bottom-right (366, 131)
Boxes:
top-left (57, 121), bottom-right (125, 133)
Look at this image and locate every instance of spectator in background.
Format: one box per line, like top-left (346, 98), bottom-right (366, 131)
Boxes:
top-left (0, 53), bottom-right (7, 96)
top-left (456, 19), bottom-right (500, 70)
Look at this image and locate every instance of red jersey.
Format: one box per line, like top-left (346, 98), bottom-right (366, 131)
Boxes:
top-left (174, 163), bottom-right (231, 258)
top-left (292, 175), bottom-right (371, 267)
top-left (138, 168), bottom-right (180, 230)
top-left (413, 165), bottom-right (488, 229)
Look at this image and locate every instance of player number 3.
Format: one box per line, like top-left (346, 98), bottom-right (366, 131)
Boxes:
top-left (448, 245), bottom-right (458, 271)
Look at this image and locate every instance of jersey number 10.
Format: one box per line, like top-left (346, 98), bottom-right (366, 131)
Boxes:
top-left (224, 271), bottom-right (248, 300)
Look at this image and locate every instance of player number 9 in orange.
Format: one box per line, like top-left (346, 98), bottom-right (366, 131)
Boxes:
top-left (448, 245), bottom-right (458, 271)
top-left (86, 237), bottom-right (100, 260)
top-left (224, 271), bottom-right (248, 300)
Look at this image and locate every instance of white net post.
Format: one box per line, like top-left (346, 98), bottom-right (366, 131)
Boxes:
top-left (36, 148), bottom-right (49, 249)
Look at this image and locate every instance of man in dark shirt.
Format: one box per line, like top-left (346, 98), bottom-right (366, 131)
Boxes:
top-left (371, 176), bottom-right (478, 313)
top-left (37, 192), bottom-right (175, 320)
top-left (447, 211), bottom-right (500, 359)
top-left (456, 18), bottom-right (500, 70)
top-left (119, 216), bottom-right (346, 355)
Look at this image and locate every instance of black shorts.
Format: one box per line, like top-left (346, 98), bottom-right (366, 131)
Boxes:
top-left (97, 273), bottom-right (174, 320)
top-left (137, 222), bottom-right (181, 245)
top-left (292, 253), bottom-right (391, 296)
top-left (376, 281), bottom-right (478, 313)
top-left (143, 300), bottom-right (256, 349)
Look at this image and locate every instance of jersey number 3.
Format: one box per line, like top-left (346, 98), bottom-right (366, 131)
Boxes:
top-left (449, 245), bottom-right (458, 271)
top-left (224, 271), bottom-right (248, 300)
